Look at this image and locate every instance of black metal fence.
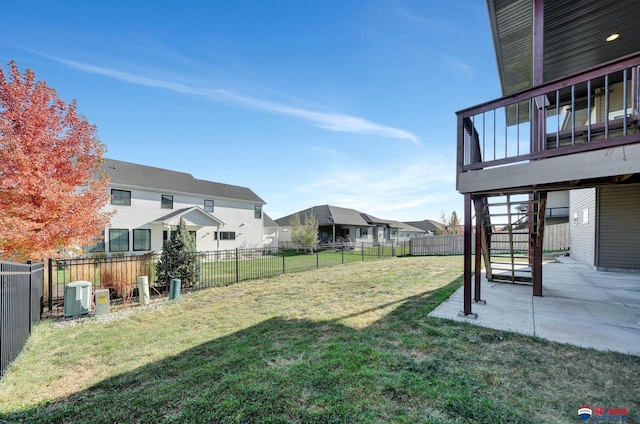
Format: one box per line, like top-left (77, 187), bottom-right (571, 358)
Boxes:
top-left (1, 260), bottom-right (44, 377)
top-left (47, 242), bottom-right (408, 316)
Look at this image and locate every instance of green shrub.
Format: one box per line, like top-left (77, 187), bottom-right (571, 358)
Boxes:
top-left (156, 218), bottom-right (200, 286)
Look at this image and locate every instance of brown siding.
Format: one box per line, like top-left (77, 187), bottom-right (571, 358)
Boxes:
top-left (596, 184), bottom-right (640, 271)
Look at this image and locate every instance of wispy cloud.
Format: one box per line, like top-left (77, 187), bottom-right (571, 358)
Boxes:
top-left (393, 6), bottom-right (446, 31)
top-left (439, 54), bottom-right (473, 78)
top-left (44, 54), bottom-right (420, 145)
top-left (284, 157), bottom-right (458, 221)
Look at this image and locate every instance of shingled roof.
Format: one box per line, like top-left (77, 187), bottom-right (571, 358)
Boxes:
top-left (103, 159), bottom-right (265, 204)
top-left (263, 213), bottom-right (279, 228)
top-left (403, 219), bottom-right (444, 234)
top-left (276, 205), bottom-right (370, 227)
top-left (276, 205), bottom-right (414, 229)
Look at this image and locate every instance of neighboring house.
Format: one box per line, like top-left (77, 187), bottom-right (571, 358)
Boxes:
top-left (544, 191), bottom-right (570, 224)
top-left (457, 1), bottom-right (640, 316)
top-left (404, 219), bottom-right (446, 235)
top-left (92, 159), bottom-right (267, 255)
top-left (262, 213), bottom-right (280, 248)
top-left (275, 205), bottom-right (401, 244)
top-left (394, 222), bottom-right (427, 242)
top-left (513, 191), bottom-right (570, 227)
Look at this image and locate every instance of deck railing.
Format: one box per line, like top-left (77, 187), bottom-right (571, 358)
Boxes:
top-left (457, 52), bottom-right (640, 183)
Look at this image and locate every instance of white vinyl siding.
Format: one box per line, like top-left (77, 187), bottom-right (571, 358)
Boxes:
top-left (105, 186), bottom-right (264, 252)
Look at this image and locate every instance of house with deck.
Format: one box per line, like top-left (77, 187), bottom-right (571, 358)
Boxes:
top-left (92, 159), bottom-right (267, 254)
top-left (458, 0), bottom-right (640, 317)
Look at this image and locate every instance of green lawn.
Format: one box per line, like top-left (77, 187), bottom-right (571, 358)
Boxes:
top-left (2, 256), bottom-right (638, 423)
top-left (50, 246), bottom-right (402, 293)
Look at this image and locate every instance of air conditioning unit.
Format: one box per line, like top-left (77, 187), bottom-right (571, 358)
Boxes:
top-left (64, 281), bottom-right (92, 317)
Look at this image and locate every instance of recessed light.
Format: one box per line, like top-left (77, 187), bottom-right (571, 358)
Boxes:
top-left (606, 33), bottom-right (620, 42)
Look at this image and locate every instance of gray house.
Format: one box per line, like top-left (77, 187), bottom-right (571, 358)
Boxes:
top-left (276, 205), bottom-right (401, 244)
top-left (404, 219), bottom-right (446, 235)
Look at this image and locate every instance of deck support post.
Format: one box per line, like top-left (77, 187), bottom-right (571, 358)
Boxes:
top-left (459, 193), bottom-right (478, 318)
top-left (532, 191), bottom-right (547, 296)
top-left (474, 196), bottom-right (485, 304)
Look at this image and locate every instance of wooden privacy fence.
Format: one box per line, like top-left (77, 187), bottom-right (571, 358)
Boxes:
top-left (410, 234), bottom-right (468, 255)
top-left (410, 223), bottom-right (570, 255)
top-left (0, 260), bottom-right (44, 377)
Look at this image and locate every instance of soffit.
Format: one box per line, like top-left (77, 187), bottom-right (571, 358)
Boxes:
top-left (488, 0), bottom-right (640, 95)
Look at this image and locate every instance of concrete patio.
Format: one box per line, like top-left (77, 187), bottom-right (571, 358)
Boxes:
top-left (429, 256), bottom-right (640, 356)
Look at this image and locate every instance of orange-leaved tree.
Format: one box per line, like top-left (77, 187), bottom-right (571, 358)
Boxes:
top-left (0, 61), bottom-right (111, 261)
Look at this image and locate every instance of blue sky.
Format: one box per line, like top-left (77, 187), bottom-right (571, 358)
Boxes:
top-left (2, 1), bottom-right (501, 222)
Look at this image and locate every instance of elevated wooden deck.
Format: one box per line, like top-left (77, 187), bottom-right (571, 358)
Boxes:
top-left (456, 53), bottom-right (640, 196)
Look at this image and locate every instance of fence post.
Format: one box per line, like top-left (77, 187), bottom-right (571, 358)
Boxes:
top-left (27, 260), bottom-right (32, 333)
top-left (361, 243), bottom-right (364, 261)
top-left (282, 247), bottom-right (286, 274)
top-left (341, 244), bottom-right (344, 264)
top-left (316, 247), bottom-right (319, 269)
top-left (235, 248), bottom-right (239, 283)
top-left (47, 258), bottom-right (53, 312)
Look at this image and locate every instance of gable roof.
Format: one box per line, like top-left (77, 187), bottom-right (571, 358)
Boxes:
top-left (263, 213), bottom-right (278, 228)
top-left (392, 221), bottom-right (425, 233)
top-left (276, 205), bottom-right (406, 229)
top-left (151, 206), bottom-right (224, 227)
top-left (404, 219), bottom-right (445, 234)
top-left (276, 205), bottom-right (370, 227)
top-left (359, 213), bottom-right (388, 226)
top-left (103, 158), bottom-right (265, 204)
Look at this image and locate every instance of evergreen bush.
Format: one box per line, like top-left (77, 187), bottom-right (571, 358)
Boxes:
top-left (156, 218), bottom-right (201, 287)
